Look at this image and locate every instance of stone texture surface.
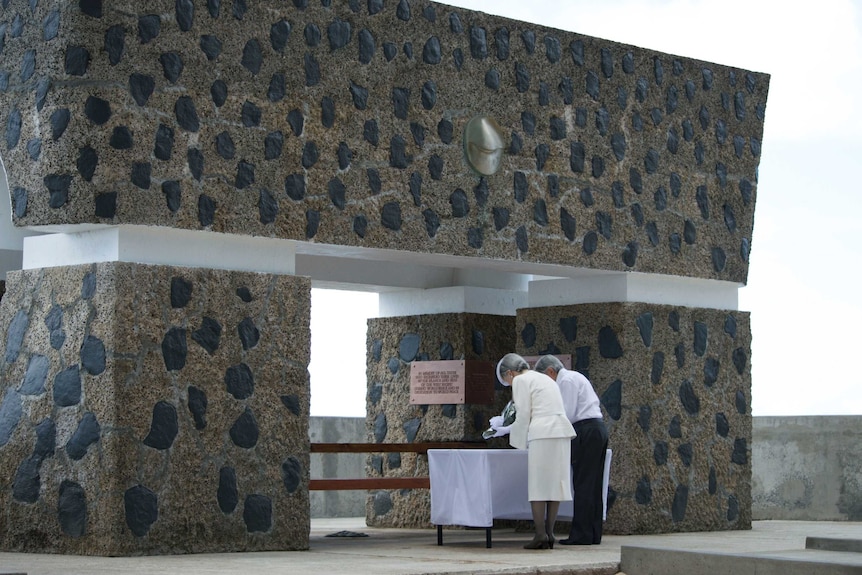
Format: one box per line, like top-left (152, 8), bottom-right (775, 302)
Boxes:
top-left (365, 312), bottom-right (514, 527)
top-left (516, 303), bottom-right (752, 534)
top-left (1, 0), bottom-right (767, 283)
top-left (0, 262), bottom-right (311, 554)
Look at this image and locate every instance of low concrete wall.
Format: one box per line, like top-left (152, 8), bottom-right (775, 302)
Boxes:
top-left (752, 416), bottom-right (862, 521)
top-left (308, 416), bottom-right (365, 519)
top-left (310, 415), bottom-right (862, 522)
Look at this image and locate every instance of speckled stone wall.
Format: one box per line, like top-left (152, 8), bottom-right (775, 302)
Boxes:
top-left (0, 262), bottom-right (311, 554)
top-left (1, 0), bottom-right (766, 283)
top-left (517, 303), bottom-right (752, 534)
top-left (365, 313), bottom-right (513, 527)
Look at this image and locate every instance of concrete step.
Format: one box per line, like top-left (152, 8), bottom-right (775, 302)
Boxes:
top-left (808, 537), bottom-right (862, 553)
top-left (621, 541), bottom-right (862, 575)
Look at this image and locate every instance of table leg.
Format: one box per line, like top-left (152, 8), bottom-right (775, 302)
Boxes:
top-left (437, 524), bottom-right (442, 546)
top-left (486, 527), bottom-right (492, 548)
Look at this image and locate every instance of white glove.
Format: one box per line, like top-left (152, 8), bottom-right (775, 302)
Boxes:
top-left (489, 415), bottom-right (504, 428)
top-left (491, 425), bottom-right (511, 437)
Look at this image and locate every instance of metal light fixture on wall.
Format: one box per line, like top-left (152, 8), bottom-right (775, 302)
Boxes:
top-left (463, 115), bottom-right (505, 176)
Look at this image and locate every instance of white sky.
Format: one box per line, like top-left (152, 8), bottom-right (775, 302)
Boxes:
top-left (309, 0), bottom-right (862, 417)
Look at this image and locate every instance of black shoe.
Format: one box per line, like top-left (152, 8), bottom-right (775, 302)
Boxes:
top-left (559, 538), bottom-right (592, 545)
top-left (523, 534), bottom-right (550, 549)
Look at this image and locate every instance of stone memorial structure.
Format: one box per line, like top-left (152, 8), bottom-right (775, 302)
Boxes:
top-left (0, 0), bottom-right (767, 554)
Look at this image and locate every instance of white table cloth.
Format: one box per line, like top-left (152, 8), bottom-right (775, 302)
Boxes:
top-left (429, 448), bottom-right (611, 529)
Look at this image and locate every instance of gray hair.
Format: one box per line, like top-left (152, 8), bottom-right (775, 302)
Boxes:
top-left (499, 353), bottom-right (529, 373)
top-left (534, 354), bottom-right (565, 374)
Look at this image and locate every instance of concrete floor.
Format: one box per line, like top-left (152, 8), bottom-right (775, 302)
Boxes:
top-left (2, 519), bottom-right (862, 575)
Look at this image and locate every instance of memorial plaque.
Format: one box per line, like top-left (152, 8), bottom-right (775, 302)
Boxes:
top-left (409, 360), bottom-right (494, 405)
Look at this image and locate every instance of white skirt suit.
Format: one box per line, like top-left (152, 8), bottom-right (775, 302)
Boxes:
top-left (508, 371), bottom-right (577, 501)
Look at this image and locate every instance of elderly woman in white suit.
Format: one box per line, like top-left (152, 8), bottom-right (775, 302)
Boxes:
top-left (490, 353), bottom-right (576, 549)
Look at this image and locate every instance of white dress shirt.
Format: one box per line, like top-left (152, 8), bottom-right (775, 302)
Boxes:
top-left (555, 368), bottom-right (603, 424)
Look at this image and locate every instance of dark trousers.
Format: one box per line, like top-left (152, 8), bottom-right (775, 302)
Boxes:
top-left (568, 418), bottom-right (609, 544)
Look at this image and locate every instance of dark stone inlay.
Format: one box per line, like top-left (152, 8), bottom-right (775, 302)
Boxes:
top-left (304, 52), bottom-right (320, 85)
top-left (65, 45), bottom-right (90, 76)
top-left (732, 438), bottom-right (748, 464)
top-left (635, 476), bottom-right (652, 504)
top-left (241, 100), bottom-right (261, 127)
top-left (53, 366), bottom-right (81, 407)
top-left (159, 51), bottom-right (183, 83)
top-left (175, 96), bottom-right (199, 132)
top-left (533, 199), bottom-right (548, 226)
top-left (162, 181), bottom-right (181, 213)
top-left (373, 412), bottom-right (387, 442)
top-left (282, 456), bottom-right (302, 493)
top-left (521, 323), bottom-right (536, 348)
top-left (306, 209), bottom-right (320, 238)
top-left (138, 14), bottom-right (161, 43)
top-left (654, 442), bottom-right (668, 465)
top-left (329, 178), bottom-right (346, 210)
top-left (124, 484), bottom-right (158, 537)
top-left (403, 418), bottom-right (421, 442)
top-left (560, 207), bottom-right (576, 241)
top-left (76, 146), bottom-right (98, 181)
top-left (672, 485), bottom-right (689, 523)
top-left (724, 315), bottom-right (738, 339)
top-left (192, 316), bottom-right (221, 355)
top-left (230, 407), bottom-right (259, 448)
top-left (58, 480), bottom-right (87, 537)
top-left (598, 326), bottom-right (623, 359)
top-left (516, 226), bottom-right (528, 253)
top-left (80, 335), bottom-right (105, 375)
top-left (637, 405), bottom-right (651, 433)
top-left (143, 401), bottom-right (178, 450)
top-left (374, 491), bottom-right (392, 516)
top-left (66, 412), bottom-right (100, 460)
top-left (267, 73), bottom-right (285, 102)
top-left (218, 467), bottom-right (238, 513)
top-left (95, 192), bottom-right (116, 219)
top-left (704, 357), bottom-right (719, 386)
top-left (600, 379), bottom-right (622, 420)
top-left (398, 333), bottom-right (420, 363)
top-left (327, 18), bottom-right (352, 51)
top-left (237, 317), bottom-right (260, 350)
top-left (161, 327), bottom-right (187, 371)
top-left (84, 95), bottom-right (111, 125)
top-left (716, 412), bottom-right (730, 437)
top-left (382, 201), bottom-right (402, 230)
top-left (285, 174), bottom-right (306, 201)
top-left (257, 188), bottom-right (278, 225)
top-left (21, 354), bottom-right (49, 396)
top-left (337, 141), bottom-right (352, 169)
top-left (280, 394), bottom-right (301, 416)
top-left (321, 96), bottom-right (335, 127)
top-left (187, 385), bottom-right (207, 429)
top-left (384, 41), bottom-right (397, 61)
top-left (154, 124), bottom-right (174, 160)
top-left (170, 276), bottom-right (193, 308)
top-left (265, 131), bottom-right (283, 160)
top-left (12, 456), bottom-right (40, 504)
top-left (270, 19), bottom-right (291, 52)
top-left (736, 390), bottom-right (747, 414)
top-left (583, 231), bottom-right (598, 255)
top-left (423, 209), bottom-right (440, 237)
top-left (669, 415), bottom-right (682, 439)
top-left (470, 25), bottom-right (487, 59)
top-left (359, 29), bottom-right (375, 64)
top-left (302, 141), bottom-right (319, 168)
top-left (636, 313), bottom-right (653, 347)
top-left (225, 363), bottom-right (255, 399)
top-left (241, 39), bottom-right (263, 74)
top-left (727, 495), bottom-right (739, 522)
top-left (693, 321), bottom-right (708, 357)
top-left (622, 241), bottom-right (638, 267)
top-left (209, 79), bottom-right (227, 107)
top-left (200, 34), bottom-right (222, 60)
top-left (570, 141), bottom-right (585, 173)
top-left (131, 162), bottom-right (152, 189)
top-left (678, 443), bottom-right (693, 466)
top-left (733, 347), bottom-right (747, 375)
top-left (51, 108), bottom-right (71, 139)
top-left (679, 380), bottom-right (700, 415)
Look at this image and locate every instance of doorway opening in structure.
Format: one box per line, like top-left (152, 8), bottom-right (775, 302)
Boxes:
top-left (309, 288), bottom-right (378, 418)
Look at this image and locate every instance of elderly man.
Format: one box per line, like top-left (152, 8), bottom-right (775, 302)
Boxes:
top-left (534, 355), bottom-right (609, 545)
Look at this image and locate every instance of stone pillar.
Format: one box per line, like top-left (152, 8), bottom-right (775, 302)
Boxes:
top-left (516, 302), bottom-right (751, 534)
top-left (0, 262), bottom-right (311, 554)
top-left (364, 312), bottom-right (514, 527)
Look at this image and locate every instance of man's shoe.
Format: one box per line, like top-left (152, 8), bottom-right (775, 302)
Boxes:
top-left (559, 538), bottom-right (591, 545)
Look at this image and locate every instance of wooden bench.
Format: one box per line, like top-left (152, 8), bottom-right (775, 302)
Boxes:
top-left (308, 442), bottom-right (487, 491)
